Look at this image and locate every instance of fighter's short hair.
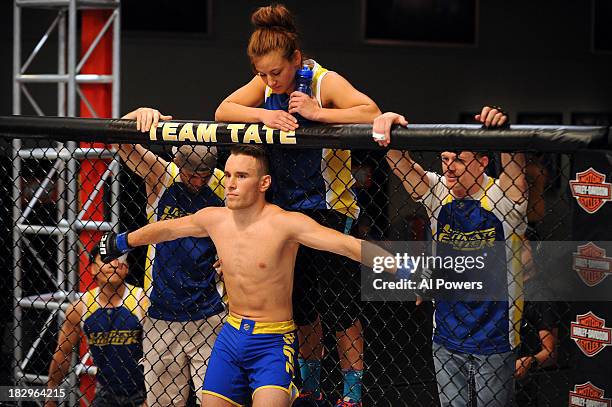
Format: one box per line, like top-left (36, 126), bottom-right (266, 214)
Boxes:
top-left (230, 145), bottom-right (270, 175)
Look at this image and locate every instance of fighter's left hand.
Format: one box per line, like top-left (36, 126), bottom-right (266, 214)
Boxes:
top-left (213, 258), bottom-right (222, 276)
top-left (288, 91), bottom-right (321, 120)
top-left (475, 106), bottom-right (508, 128)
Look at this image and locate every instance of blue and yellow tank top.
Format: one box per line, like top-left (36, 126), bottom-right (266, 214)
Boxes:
top-left (419, 172), bottom-right (526, 354)
top-left (81, 284), bottom-right (145, 394)
top-left (145, 162), bottom-right (226, 321)
top-left (263, 60), bottom-right (360, 219)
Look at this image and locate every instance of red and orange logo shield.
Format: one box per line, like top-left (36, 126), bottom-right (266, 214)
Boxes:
top-left (573, 242), bottom-right (612, 287)
top-left (570, 168), bottom-right (612, 214)
top-left (571, 312), bottom-right (612, 357)
top-left (569, 382), bottom-right (611, 407)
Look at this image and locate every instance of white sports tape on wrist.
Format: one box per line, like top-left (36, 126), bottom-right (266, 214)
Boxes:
top-left (372, 131), bottom-right (386, 141)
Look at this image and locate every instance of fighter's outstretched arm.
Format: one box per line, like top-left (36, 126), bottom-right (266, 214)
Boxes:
top-left (286, 212), bottom-right (393, 272)
top-left (287, 212), bottom-right (362, 262)
top-left (99, 207), bottom-right (213, 262)
top-left (128, 211), bottom-right (210, 246)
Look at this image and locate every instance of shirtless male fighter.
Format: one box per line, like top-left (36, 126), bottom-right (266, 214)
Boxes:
top-left (99, 145), bottom-right (387, 407)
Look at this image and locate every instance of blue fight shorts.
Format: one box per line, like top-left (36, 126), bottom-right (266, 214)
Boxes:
top-left (202, 315), bottom-right (299, 406)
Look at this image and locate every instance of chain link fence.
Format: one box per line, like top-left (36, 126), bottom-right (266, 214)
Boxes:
top-left (0, 122), bottom-right (607, 406)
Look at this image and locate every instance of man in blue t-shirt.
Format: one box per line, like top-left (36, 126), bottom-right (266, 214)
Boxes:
top-left (374, 106), bottom-right (527, 407)
top-left (116, 107), bottom-right (226, 406)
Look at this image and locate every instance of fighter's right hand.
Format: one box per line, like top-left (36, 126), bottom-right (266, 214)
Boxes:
top-left (372, 112), bottom-right (408, 148)
top-left (99, 232), bottom-right (133, 263)
top-left (122, 107), bottom-right (173, 132)
top-left (260, 109), bottom-right (299, 132)
top-left (395, 258), bottom-right (432, 306)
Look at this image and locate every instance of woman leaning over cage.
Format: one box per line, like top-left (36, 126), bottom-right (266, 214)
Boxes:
top-left (215, 4), bottom-right (380, 407)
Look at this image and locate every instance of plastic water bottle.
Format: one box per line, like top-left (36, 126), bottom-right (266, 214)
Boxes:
top-left (294, 63), bottom-right (313, 123)
top-left (295, 63), bottom-right (313, 96)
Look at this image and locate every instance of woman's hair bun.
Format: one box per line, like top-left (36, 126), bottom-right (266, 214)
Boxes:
top-left (251, 4), bottom-right (296, 33)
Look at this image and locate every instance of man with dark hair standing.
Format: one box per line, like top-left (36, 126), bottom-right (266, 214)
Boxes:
top-left (374, 106), bottom-right (528, 407)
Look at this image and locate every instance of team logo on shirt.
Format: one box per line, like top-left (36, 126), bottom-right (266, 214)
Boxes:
top-left (569, 382), bottom-right (611, 407)
top-left (160, 206), bottom-right (191, 221)
top-left (437, 224), bottom-right (496, 250)
top-left (573, 242), bottom-right (612, 287)
top-left (569, 168), bottom-right (612, 214)
top-left (571, 312), bottom-right (612, 357)
top-left (87, 329), bottom-right (141, 346)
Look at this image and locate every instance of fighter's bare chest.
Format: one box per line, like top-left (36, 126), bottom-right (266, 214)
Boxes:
top-left (211, 222), bottom-right (289, 261)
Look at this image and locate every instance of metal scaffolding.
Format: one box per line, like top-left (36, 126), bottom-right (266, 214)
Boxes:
top-left (12, 0), bottom-right (121, 404)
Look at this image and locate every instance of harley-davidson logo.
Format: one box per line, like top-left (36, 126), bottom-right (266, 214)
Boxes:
top-left (571, 312), bottom-right (612, 357)
top-left (569, 382), bottom-right (611, 407)
top-left (569, 168), bottom-right (612, 214)
top-left (573, 242), bottom-right (612, 287)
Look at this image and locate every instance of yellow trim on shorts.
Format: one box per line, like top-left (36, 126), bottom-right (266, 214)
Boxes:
top-left (201, 390), bottom-right (244, 407)
top-left (252, 385), bottom-right (290, 396)
top-left (252, 383), bottom-right (299, 403)
top-left (227, 314), bottom-right (297, 334)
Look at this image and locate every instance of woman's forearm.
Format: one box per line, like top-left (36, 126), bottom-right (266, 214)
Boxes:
top-left (215, 102), bottom-right (265, 123)
top-left (316, 104), bottom-right (381, 124)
